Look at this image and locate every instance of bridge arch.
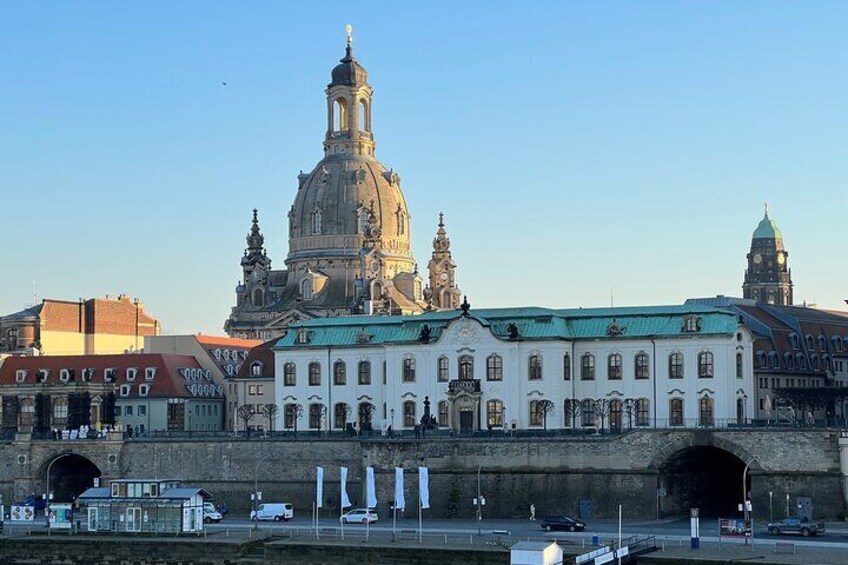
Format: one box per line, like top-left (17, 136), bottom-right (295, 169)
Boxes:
top-left (36, 452), bottom-right (102, 503)
top-left (649, 434), bottom-right (761, 518)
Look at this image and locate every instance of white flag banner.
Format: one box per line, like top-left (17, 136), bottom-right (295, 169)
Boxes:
top-left (394, 467), bottom-right (405, 510)
top-left (419, 466), bottom-right (430, 509)
top-left (316, 466), bottom-right (324, 508)
top-left (340, 466), bottom-right (352, 508)
top-left (366, 466), bottom-right (378, 509)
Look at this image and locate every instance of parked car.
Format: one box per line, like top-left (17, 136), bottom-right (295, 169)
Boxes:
top-left (340, 508), bottom-right (378, 524)
top-left (541, 515), bottom-right (586, 532)
top-left (203, 502), bottom-right (223, 524)
top-left (249, 503), bottom-right (293, 522)
top-left (766, 517), bottom-right (825, 537)
top-left (17, 494), bottom-right (47, 512)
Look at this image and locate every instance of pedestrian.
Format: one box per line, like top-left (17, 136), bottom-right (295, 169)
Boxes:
top-left (414, 423), bottom-right (421, 439)
top-left (530, 503), bottom-right (536, 521)
top-left (487, 423), bottom-right (493, 437)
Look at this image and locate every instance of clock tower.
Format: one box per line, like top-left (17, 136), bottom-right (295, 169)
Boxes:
top-left (426, 213), bottom-right (461, 310)
top-left (742, 205), bottom-right (793, 305)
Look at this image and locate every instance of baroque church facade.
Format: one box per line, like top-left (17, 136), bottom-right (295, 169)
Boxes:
top-left (742, 205), bottom-right (793, 306)
top-left (225, 36), bottom-right (460, 339)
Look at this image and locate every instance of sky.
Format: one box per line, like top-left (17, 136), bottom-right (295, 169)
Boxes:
top-left (1, 1), bottom-right (846, 334)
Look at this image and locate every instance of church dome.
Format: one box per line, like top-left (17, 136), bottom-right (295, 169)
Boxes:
top-left (287, 155), bottom-right (413, 265)
top-left (753, 208), bottom-right (782, 240)
top-left (330, 45), bottom-right (368, 87)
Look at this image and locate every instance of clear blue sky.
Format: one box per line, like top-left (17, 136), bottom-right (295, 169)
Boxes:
top-left (2, 1), bottom-right (846, 334)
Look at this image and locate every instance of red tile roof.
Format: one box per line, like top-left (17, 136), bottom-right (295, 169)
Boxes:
top-left (194, 335), bottom-right (262, 348)
top-left (0, 354), bottom-right (223, 399)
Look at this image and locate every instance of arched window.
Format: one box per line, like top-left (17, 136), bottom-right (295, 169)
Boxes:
top-left (698, 352), bottom-right (714, 378)
top-left (334, 403), bottom-right (349, 429)
top-left (333, 98), bottom-right (348, 131)
top-left (486, 399), bottom-right (504, 427)
top-left (437, 356), bottom-right (449, 382)
top-left (486, 354), bottom-right (503, 381)
top-left (789, 333), bottom-right (800, 350)
top-left (736, 353), bottom-right (743, 379)
top-left (581, 398), bottom-right (594, 427)
top-left (832, 335), bottom-right (844, 353)
top-left (358, 208), bottom-right (369, 234)
top-left (397, 211), bottom-right (406, 236)
top-left (359, 99), bottom-right (369, 132)
top-left (301, 278), bottom-right (314, 300)
top-left (459, 355), bottom-right (474, 380)
top-left (607, 353), bottom-right (622, 380)
top-left (609, 399), bottom-right (622, 430)
top-left (785, 353), bottom-right (794, 369)
top-left (358, 360), bottom-right (371, 385)
top-left (402, 357), bottom-right (416, 382)
top-left (669, 398), bottom-right (684, 426)
top-left (284, 403), bottom-right (299, 429)
top-left (797, 354), bottom-right (807, 370)
top-left (635, 398), bottom-right (650, 427)
top-left (805, 335), bottom-right (814, 350)
top-left (528, 355), bottom-right (543, 380)
top-left (333, 360), bottom-right (346, 385)
top-left (250, 362), bottom-right (263, 376)
top-left (312, 208), bottom-right (323, 235)
top-left (283, 362), bottom-right (296, 386)
top-left (252, 288), bottom-right (264, 307)
top-left (818, 335), bottom-right (827, 350)
top-left (699, 397), bottom-right (714, 427)
top-left (358, 402), bottom-right (374, 430)
top-left (309, 403), bottom-right (324, 429)
top-left (529, 400), bottom-right (543, 427)
top-left (437, 401), bottom-right (448, 427)
top-left (581, 353), bottom-right (595, 380)
top-left (563, 353), bottom-right (571, 381)
top-left (811, 355), bottom-right (820, 371)
top-left (635, 352), bottom-right (650, 379)
top-left (669, 352), bottom-right (684, 379)
top-left (403, 401), bottom-right (416, 428)
top-left (308, 362), bottom-right (321, 386)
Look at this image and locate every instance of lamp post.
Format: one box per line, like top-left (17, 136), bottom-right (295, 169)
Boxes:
top-left (390, 408), bottom-right (395, 437)
top-left (476, 464), bottom-right (482, 535)
top-left (45, 453), bottom-right (73, 526)
top-left (785, 493), bottom-right (790, 517)
top-left (252, 453), bottom-right (271, 530)
top-left (742, 457), bottom-right (755, 544)
top-left (768, 490), bottom-right (773, 523)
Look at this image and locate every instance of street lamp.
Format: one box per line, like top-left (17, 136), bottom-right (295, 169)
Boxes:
top-left (768, 490), bottom-right (773, 522)
top-left (252, 453), bottom-right (271, 530)
top-left (45, 453), bottom-right (74, 526)
top-left (742, 457), bottom-right (755, 544)
top-left (390, 408), bottom-right (395, 436)
top-left (476, 464), bottom-right (482, 535)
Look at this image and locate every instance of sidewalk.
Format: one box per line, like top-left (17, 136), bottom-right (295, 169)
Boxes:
top-left (641, 540), bottom-right (848, 565)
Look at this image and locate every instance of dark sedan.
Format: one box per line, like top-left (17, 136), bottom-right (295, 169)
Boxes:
top-left (541, 515), bottom-right (586, 532)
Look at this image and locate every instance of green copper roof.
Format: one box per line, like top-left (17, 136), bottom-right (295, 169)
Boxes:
top-left (753, 209), bottom-right (782, 240)
top-left (273, 304), bottom-right (741, 350)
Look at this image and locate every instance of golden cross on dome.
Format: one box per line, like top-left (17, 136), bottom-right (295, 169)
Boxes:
top-left (764, 201), bottom-right (769, 218)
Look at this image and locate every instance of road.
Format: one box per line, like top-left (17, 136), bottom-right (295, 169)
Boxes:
top-left (208, 516), bottom-right (848, 547)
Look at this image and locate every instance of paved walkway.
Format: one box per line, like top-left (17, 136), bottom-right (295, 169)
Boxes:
top-left (640, 540), bottom-right (848, 565)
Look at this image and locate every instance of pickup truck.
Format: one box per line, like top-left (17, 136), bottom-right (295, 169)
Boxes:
top-left (766, 517), bottom-right (826, 537)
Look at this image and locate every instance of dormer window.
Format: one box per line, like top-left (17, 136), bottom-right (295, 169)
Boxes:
top-left (119, 384), bottom-right (131, 397)
top-left (683, 315), bottom-right (701, 333)
top-left (15, 370), bottom-right (27, 383)
top-left (126, 368), bottom-right (138, 381)
top-left (82, 368), bottom-right (94, 382)
top-left (59, 369), bottom-right (72, 383)
top-left (139, 384), bottom-right (150, 397)
top-left (296, 330), bottom-right (311, 344)
top-left (37, 369), bottom-right (49, 383)
top-left (818, 335), bottom-right (826, 350)
top-left (213, 349), bottom-right (221, 360)
top-left (832, 336), bottom-right (844, 353)
top-left (805, 335), bottom-right (814, 350)
top-left (789, 333), bottom-right (800, 350)
top-left (250, 362), bottom-right (263, 376)
top-left (145, 367), bottom-right (156, 380)
top-left (301, 278), bottom-right (313, 300)
top-left (105, 368), bottom-right (117, 383)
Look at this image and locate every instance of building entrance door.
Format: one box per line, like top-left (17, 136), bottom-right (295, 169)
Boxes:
top-left (460, 410), bottom-right (473, 434)
top-left (87, 507), bottom-right (98, 531)
top-left (126, 507), bottom-right (142, 532)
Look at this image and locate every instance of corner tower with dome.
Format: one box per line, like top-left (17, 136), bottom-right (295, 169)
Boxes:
top-left (742, 205), bottom-right (793, 305)
top-left (225, 32), bottom-right (460, 339)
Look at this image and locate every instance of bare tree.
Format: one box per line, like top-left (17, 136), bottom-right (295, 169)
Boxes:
top-left (261, 403), bottom-right (279, 432)
top-left (290, 403), bottom-right (304, 434)
top-left (237, 404), bottom-right (255, 435)
top-left (593, 398), bottom-right (611, 434)
top-left (622, 398), bottom-right (635, 430)
top-left (564, 399), bottom-right (582, 432)
top-left (358, 403), bottom-right (376, 432)
top-left (538, 399), bottom-right (555, 431)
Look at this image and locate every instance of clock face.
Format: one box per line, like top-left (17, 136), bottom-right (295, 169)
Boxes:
top-left (753, 254), bottom-right (762, 264)
top-left (370, 261), bottom-right (380, 273)
top-left (440, 272), bottom-right (449, 281)
top-left (777, 253), bottom-right (785, 265)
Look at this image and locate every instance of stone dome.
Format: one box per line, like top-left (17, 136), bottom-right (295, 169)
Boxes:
top-left (330, 45), bottom-right (368, 87)
top-left (287, 153), bottom-right (414, 267)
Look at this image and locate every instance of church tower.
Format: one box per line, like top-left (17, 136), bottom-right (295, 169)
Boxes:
top-left (238, 209), bottom-right (273, 311)
top-left (426, 213), bottom-right (461, 310)
top-left (743, 205), bottom-right (793, 305)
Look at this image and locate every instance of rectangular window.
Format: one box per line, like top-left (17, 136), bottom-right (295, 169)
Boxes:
top-left (358, 361), bottom-right (371, 385)
top-left (402, 358), bottom-right (416, 383)
top-left (437, 357), bottom-right (449, 382)
top-left (125, 405), bottom-right (134, 416)
top-left (139, 405), bottom-right (147, 416)
top-left (635, 353), bottom-right (650, 379)
top-left (126, 368), bottom-right (138, 381)
top-left (248, 384), bottom-right (256, 395)
top-left (256, 384), bottom-right (264, 395)
top-left (563, 354), bottom-right (571, 381)
top-left (120, 384), bottom-right (131, 396)
top-left (284, 363), bottom-right (296, 386)
top-left (529, 401), bottom-right (543, 427)
top-left (53, 403), bottom-right (68, 420)
top-left (581, 354), bottom-right (595, 381)
top-left (403, 401), bottom-right (416, 428)
top-left (309, 363), bottom-right (321, 386)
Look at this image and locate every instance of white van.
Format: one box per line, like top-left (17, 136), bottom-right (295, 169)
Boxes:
top-left (249, 503), bottom-right (293, 521)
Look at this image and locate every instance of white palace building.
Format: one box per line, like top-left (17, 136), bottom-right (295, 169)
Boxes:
top-left (270, 301), bottom-right (755, 434)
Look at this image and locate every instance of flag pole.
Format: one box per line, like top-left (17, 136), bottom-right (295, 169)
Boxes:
top-left (418, 493), bottom-right (422, 543)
